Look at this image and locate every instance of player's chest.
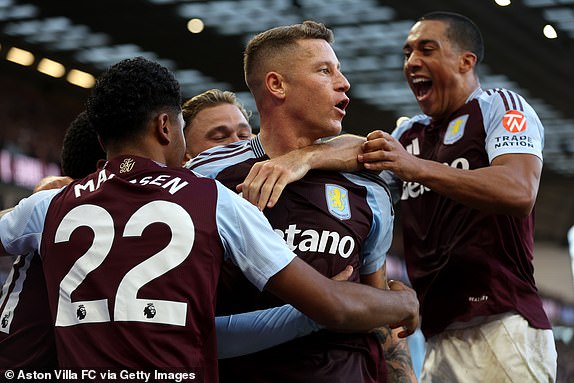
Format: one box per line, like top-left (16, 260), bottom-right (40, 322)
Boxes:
top-left (403, 114), bottom-right (489, 170)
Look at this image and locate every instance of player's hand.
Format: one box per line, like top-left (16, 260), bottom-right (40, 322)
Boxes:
top-left (236, 153), bottom-right (311, 210)
top-left (358, 130), bottom-right (421, 182)
top-left (331, 265), bottom-right (353, 281)
top-left (387, 280), bottom-right (419, 338)
top-left (33, 176), bottom-right (73, 193)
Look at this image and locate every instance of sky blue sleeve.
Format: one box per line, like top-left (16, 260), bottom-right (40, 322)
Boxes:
top-left (216, 304), bottom-right (321, 359)
top-left (341, 173), bottom-right (393, 275)
top-left (480, 89), bottom-right (544, 162)
top-left (0, 189), bottom-right (60, 255)
top-left (214, 182), bottom-right (296, 290)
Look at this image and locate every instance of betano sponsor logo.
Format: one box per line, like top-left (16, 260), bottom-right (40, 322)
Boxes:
top-left (274, 224), bottom-right (355, 258)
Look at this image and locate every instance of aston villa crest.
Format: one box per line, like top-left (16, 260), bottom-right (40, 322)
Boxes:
top-left (444, 114), bottom-right (468, 145)
top-left (325, 184), bottom-right (351, 220)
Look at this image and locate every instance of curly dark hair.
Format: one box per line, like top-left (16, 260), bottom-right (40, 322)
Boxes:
top-left (86, 56), bottom-right (181, 147)
top-left (60, 111), bottom-right (106, 179)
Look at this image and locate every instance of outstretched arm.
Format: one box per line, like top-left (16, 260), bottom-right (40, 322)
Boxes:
top-left (359, 130), bottom-right (541, 216)
top-left (237, 134), bottom-right (366, 210)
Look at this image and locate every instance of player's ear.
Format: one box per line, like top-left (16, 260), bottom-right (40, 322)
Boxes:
top-left (154, 113), bottom-right (171, 144)
top-left (265, 71), bottom-right (286, 100)
top-left (460, 51), bottom-right (477, 74)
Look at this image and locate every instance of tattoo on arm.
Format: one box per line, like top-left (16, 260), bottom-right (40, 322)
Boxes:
top-left (374, 326), bottom-right (417, 383)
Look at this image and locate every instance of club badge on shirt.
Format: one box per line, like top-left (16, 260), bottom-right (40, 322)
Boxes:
top-left (326, 184), bottom-right (351, 220)
top-left (444, 114), bottom-right (469, 145)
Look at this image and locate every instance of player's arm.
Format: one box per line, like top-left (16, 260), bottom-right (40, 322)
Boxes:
top-left (362, 265), bottom-right (417, 383)
top-left (359, 130), bottom-right (541, 216)
top-left (33, 176), bottom-right (73, 192)
top-left (237, 134), bottom-right (366, 210)
top-left (216, 184), bottom-right (418, 333)
top-left (0, 208), bottom-right (15, 256)
top-left (216, 265), bottom-right (353, 359)
top-left (216, 304), bottom-right (320, 359)
top-left (1, 177), bottom-right (72, 257)
top-left (0, 190), bottom-right (59, 257)
top-left (265, 256), bottom-right (418, 333)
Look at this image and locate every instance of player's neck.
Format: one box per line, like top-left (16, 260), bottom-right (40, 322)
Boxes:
top-left (259, 124), bottom-right (316, 158)
top-left (106, 143), bottom-right (167, 167)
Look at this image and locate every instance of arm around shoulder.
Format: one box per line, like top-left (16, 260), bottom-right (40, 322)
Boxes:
top-left (238, 134), bottom-right (366, 210)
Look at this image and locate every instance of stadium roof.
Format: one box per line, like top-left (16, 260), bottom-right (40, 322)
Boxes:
top-left (1, 0), bottom-right (573, 243)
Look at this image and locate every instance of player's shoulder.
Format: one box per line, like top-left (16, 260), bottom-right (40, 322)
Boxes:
top-left (476, 87), bottom-right (529, 112)
top-left (186, 140), bottom-right (255, 177)
top-left (23, 188), bottom-right (63, 210)
top-left (391, 114), bottom-right (430, 139)
top-left (342, 170), bottom-right (393, 203)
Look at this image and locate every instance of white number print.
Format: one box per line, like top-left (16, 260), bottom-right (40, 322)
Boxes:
top-left (54, 201), bottom-right (195, 327)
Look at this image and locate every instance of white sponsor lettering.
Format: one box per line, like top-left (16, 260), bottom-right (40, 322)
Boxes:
top-left (274, 224), bottom-right (355, 258)
top-left (449, 157), bottom-right (470, 169)
top-left (401, 180), bottom-right (430, 200)
top-left (401, 157), bottom-right (469, 200)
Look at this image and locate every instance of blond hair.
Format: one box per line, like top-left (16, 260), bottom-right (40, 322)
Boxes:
top-left (182, 89), bottom-right (251, 127)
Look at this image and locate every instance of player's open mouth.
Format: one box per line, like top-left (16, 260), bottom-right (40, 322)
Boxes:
top-left (412, 77), bottom-right (432, 100)
top-left (335, 98), bottom-right (349, 111)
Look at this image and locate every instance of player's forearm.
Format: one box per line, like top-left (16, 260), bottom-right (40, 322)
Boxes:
top-left (267, 259), bottom-right (418, 332)
top-left (374, 327), bottom-right (417, 383)
top-left (413, 155), bottom-right (540, 216)
top-left (324, 282), bottom-right (418, 332)
top-left (306, 134), bottom-right (366, 171)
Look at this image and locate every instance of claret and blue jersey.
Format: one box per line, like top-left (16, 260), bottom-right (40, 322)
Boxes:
top-left (189, 135), bottom-right (395, 383)
top-left (392, 87), bottom-right (550, 338)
